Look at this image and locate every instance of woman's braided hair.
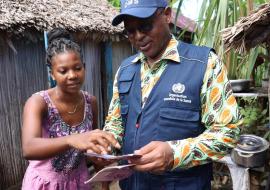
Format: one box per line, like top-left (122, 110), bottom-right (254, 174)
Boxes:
top-left (46, 28), bottom-right (82, 68)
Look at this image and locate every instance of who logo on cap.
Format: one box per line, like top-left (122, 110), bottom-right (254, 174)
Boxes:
top-left (112, 0), bottom-right (168, 26)
top-left (124, 0), bottom-right (139, 8)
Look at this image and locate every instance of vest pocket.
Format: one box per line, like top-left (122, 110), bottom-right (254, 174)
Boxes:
top-left (160, 107), bottom-right (200, 121)
top-left (118, 79), bottom-right (133, 105)
top-left (118, 71), bottom-right (135, 94)
top-left (118, 81), bottom-right (132, 93)
top-left (158, 107), bottom-right (201, 140)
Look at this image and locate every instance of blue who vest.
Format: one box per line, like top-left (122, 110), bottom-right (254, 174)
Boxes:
top-left (117, 41), bottom-right (213, 190)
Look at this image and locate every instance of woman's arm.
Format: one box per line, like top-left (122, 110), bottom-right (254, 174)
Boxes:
top-left (22, 94), bottom-right (71, 159)
top-left (22, 95), bottom-right (120, 160)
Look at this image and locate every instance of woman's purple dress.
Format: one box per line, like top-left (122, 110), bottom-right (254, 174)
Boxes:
top-left (22, 90), bottom-right (93, 190)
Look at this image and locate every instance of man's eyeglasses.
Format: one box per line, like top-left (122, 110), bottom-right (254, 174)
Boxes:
top-left (123, 8), bottom-right (164, 37)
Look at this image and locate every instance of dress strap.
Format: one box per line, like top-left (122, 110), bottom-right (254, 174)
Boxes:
top-left (34, 90), bottom-right (54, 109)
top-left (82, 91), bottom-right (92, 106)
top-left (82, 91), bottom-right (93, 121)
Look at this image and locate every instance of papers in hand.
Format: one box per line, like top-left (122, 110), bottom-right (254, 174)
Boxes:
top-left (84, 152), bottom-right (141, 160)
top-left (84, 164), bottom-right (135, 184)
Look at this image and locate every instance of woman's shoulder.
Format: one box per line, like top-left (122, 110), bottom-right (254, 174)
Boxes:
top-left (34, 90), bottom-right (47, 97)
top-left (24, 90), bottom-right (48, 113)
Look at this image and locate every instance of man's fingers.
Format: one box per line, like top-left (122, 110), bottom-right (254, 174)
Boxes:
top-left (130, 141), bottom-right (173, 173)
top-left (134, 141), bottom-right (157, 155)
top-left (133, 162), bottom-right (156, 172)
top-left (130, 149), bottom-right (156, 165)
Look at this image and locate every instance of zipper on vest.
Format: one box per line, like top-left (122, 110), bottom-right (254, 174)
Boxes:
top-left (133, 113), bottom-right (141, 150)
top-left (133, 113), bottom-right (141, 190)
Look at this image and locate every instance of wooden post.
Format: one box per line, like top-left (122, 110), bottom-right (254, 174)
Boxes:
top-left (104, 42), bottom-right (113, 106)
top-left (43, 31), bottom-right (56, 88)
top-left (268, 79), bottom-right (270, 128)
top-left (247, 0), bottom-right (254, 14)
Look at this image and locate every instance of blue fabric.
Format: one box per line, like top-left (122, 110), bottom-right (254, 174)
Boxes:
top-left (112, 0), bottom-right (168, 26)
top-left (117, 41), bottom-right (213, 190)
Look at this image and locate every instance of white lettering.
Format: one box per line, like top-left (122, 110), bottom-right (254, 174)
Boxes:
top-left (164, 93), bottom-right (192, 104)
top-left (124, 0), bottom-right (139, 8)
top-left (169, 93), bottom-right (187, 99)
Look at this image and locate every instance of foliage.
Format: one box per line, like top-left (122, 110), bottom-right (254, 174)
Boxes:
top-left (239, 97), bottom-right (269, 135)
top-left (109, 0), bottom-right (270, 82)
top-left (108, 0), bottom-right (120, 8)
top-left (175, 0), bottom-right (269, 81)
top-left (108, 0), bottom-right (179, 8)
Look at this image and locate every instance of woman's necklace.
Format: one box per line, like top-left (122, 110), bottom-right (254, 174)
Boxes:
top-left (67, 103), bottom-right (79, 115)
top-left (55, 89), bottom-right (82, 115)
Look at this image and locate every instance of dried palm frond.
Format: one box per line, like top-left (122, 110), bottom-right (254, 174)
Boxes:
top-left (0, 0), bottom-right (122, 35)
top-left (221, 3), bottom-right (270, 54)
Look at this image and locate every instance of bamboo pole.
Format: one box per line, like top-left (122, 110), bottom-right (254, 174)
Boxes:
top-left (247, 0), bottom-right (254, 14)
top-left (268, 80), bottom-right (270, 128)
top-left (266, 42), bottom-right (270, 135)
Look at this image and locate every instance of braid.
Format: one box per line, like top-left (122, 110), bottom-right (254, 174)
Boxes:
top-left (46, 28), bottom-right (82, 67)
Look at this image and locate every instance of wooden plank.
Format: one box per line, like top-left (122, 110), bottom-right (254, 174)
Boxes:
top-left (112, 41), bottom-right (134, 77)
top-left (80, 39), bottom-right (104, 128)
top-left (0, 36), bottom-right (47, 189)
top-left (105, 42), bottom-right (113, 104)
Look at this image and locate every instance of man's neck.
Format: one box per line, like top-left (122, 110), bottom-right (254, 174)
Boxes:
top-left (146, 55), bottom-right (163, 68)
top-left (146, 35), bottom-right (172, 67)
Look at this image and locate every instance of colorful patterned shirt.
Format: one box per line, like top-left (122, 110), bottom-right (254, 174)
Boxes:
top-left (104, 38), bottom-right (242, 169)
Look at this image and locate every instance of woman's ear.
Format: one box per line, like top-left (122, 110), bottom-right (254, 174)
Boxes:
top-left (50, 70), bottom-right (55, 81)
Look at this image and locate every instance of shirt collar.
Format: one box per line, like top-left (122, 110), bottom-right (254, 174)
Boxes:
top-left (131, 36), bottom-right (180, 64)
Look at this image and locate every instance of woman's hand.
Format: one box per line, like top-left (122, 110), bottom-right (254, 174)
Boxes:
top-left (66, 129), bottom-right (121, 153)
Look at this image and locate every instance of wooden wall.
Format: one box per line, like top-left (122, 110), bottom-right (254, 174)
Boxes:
top-left (80, 39), bottom-right (104, 128)
top-left (0, 37), bottom-right (47, 189)
top-left (112, 41), bottom-right (134, 77)
top-left (100, 41), bottom-right (133, 117)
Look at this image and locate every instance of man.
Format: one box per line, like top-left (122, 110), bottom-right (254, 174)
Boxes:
top-left (104, 0), bottom-right (242, 189)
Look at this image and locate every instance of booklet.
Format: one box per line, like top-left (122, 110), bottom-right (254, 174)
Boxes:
top-left (84, 152), bottom-right (142, 160)
top-left (84, 164), bottom-right (135, 184)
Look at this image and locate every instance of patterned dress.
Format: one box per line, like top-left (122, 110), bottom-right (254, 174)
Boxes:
top-left (22, 90), bottom-right (93, 190)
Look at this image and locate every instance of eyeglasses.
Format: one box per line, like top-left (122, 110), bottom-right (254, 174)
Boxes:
top-left (123, 21), bottom-right (153, 36)
top-left (123, 8), bottom-right (164, 37)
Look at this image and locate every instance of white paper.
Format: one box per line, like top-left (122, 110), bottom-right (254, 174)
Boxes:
top-left (84, 152), bottom-right (141, 160)
top-left (84, 164), bottom-right (135, 184)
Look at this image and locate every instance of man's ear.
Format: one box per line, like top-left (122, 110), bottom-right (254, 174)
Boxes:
top-left (164, 7), bottom-right (172, 24)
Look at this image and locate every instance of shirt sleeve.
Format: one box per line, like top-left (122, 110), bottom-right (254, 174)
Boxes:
top-left (168, 51), bottom-right (242, 169)
top-left (103, 69), bottom-right (125, 146)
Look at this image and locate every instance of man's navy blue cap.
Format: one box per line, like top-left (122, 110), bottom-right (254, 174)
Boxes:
top-left (112, 0), bottom-right (168, 26)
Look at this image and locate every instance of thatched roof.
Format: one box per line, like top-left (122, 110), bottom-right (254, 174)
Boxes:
top-left (221, 3), bottom-right (270, 54)
top-left (0, 0), bottom-right (123, 41)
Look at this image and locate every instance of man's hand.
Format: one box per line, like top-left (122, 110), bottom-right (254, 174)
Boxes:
top-left (129, 141), bottom-right (174, 174)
